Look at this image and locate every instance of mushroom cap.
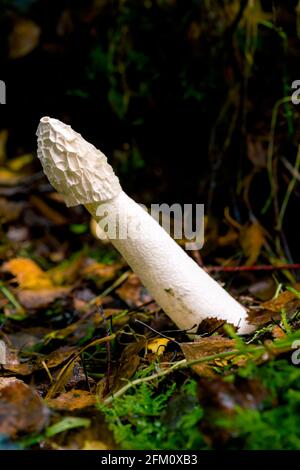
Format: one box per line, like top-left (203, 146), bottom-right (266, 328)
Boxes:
top-left (36, 117), bottom-right (122, 207)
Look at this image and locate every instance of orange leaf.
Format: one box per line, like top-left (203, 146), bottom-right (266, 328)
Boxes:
top-left (2, 258), bottom-right (53, 289)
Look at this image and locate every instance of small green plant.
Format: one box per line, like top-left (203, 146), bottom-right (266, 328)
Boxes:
top-left (214, 359), bottom-right (300, 449)
top-left (99, 378), bottom-right (207, 450)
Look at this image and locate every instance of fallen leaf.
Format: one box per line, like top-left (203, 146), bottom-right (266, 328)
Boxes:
top-left (16, 287), bottom-right (70, 309)
top-left (197, 376), bottom-right (268, 446)
top-left (0, 377), bottom-right (50, 438)
top-left (0, 198), bottom-right (24, 223)
top-left (248, 284), bottom-right (300, 326)
top-left (2, 258), bottom-right (53, 289)
top-left (198, 376), bottom-right (267, 413)
top-left (8, 153), bottom-right (34, 171)
top-left (180, 336), bottom-right (236, 376)
top-left (196, 317), bottom-right (236, 336)
top-left (47, 390), bottom-right (96, 411)
top-left (261, 285), bottom-right (300, 312)
top-left (147, 337), bottom-right (170, 355)
top-left (9, 18), bottom-right (41, 59)
top-left (1, 342), bottom-right (33, 376)
top-left (83, 440), bottom-right (109, 450)
top-left (36, 346), bottom-right (77, 370)
top-left (48, 254), bottom-right (85, 286)
top-left (82, 260), bottom-right (122, 286)
top-left (247, 137), bottom-right (267, 168)
top-left (239, 222), bottom-right (265, 266)
top-left (0, 168), bottom-right (24, 186)
top-left (116, 273), bottom-right (152, 307)
top-left (0, 130), bottom-right (8, 164)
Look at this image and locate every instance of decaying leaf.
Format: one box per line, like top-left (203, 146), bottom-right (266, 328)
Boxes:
top-left (0, 130), bottom-right (8, 164)
top-left (48, 254), bottom-right (85, 286)
top-left (198, 376), bottom-right (268, 414)
top-left (1, 343), bottom-right (32, 376)
top-left (0, 377), bottom-right (50, 438)
top-left (16, 287), bottom-right (70, 309)
top-left (82, 260), bottom-right (122, 286)
top-left (47, 390), bottom-right (96, 411)
top-left (35, 346), bottom-right (77, 370)
top-left (82, 440), bottom-right (109, 450)
top-left (9, 18), bottom-right (41, 59)
top-left (180, 336), bottom-right (236, 376)
top-left (248, 284), bottom-right (300, 326)
top-left (0, 198), bottom-right (24, 223)
top-left (0, 168), bottom-right (24, 186)
top-left (116, 273), bottom-right (153, 307)
top-left (239, 222), bottom-right (265, 266)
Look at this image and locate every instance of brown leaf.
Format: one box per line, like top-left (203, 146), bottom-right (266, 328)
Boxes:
top-left (198, 376), bottom-right (267, 414)
top-left (9, 18), bottom-right (41, 59)
top-left (0, 129), bottom-right (8, 164)
top-left (116, 273), bottom-right (153, 308)
top-left (247, 137), bottom-right (267, 168)
top-left (261, 285), bottom-right (300, 312)
top-left (48, 254), bottom-right (85, 286)
top-left (248, 284), bottom-right (300, 326)
top-left (0, 377), bottom-right (50, 437)
top-left (16, 287), bottom-right (70, 309)
top-left (180, 336), bottom-right (236, 376)
top-left (82, 260), bottom-right (122, 286)
top-left (1, 342), bottom-right (33, 376)
top-left (0, 168), bottom-right (24, 186)
top-left (196, 317), bottom-right (236, 336)
top-left (47, 390), bottom-right (96, 411)
top-left (0, 198), bottom-right (24, 224)
top-left (30, 195), bottom-right (68, 226)
top-left (36, 346), bottom-right (77, 370)
top-left (82, 440), bottom-right (109, 450)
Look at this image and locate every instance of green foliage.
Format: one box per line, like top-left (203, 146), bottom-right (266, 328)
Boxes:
top-left (99, 379), bottom-right (207, 450)
top-left (215, 359), bottom-right (300, 449)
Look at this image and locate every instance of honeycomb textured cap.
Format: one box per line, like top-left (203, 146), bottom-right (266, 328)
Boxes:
top-left (36, 117), bottom-right (122, 207)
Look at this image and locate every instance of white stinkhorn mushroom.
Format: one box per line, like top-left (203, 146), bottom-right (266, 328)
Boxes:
top-left (36, 117), bottom-right (254, 335)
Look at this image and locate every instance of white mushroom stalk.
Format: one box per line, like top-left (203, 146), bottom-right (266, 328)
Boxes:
top-left (37, 117), bottom-right (254, 335)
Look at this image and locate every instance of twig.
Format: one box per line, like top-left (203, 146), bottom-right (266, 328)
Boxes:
top-left (46, 333), bottom-right (116, 399)
top-left (134, 318), bottom-right (180, 346)
top-left (103, 336), bottom-right (299, 404)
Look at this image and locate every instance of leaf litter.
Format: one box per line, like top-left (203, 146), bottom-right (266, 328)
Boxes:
top-left (0, 152), bottom-right (300, 449)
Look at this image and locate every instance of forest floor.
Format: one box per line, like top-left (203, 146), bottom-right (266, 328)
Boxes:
top-left (1, 150), bottom-right (300, 450)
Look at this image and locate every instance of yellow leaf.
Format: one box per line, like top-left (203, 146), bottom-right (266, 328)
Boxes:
top-left (8, 153), bottom-right (34, 171)
top-left (147, 337), bottom-right (170, 355)
top-left (239, 222), bottom-right (265, 266)
top-left (2, 258), bottom-right (53, 289)
top-left (9, 19), bottom-right (41, 59)
top-left (0, 130), bottom-right (8, 164)
top-left (0, 168), bottom-right (23, 185)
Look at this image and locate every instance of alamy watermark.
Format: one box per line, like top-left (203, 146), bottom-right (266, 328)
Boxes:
top-left (291, 80), bottom-right (300, 105)
top-left (0, 80), bottom-right (6, 104)
top-left (95, 203), bottom-right (204, 250)
top-left (0, 340), bottom-right (6, 365)
top-left (291, 340), bottom-right (300, 365)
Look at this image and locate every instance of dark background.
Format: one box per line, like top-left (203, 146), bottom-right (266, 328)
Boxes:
top-left (1, 0), bottom-right (300, 263)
